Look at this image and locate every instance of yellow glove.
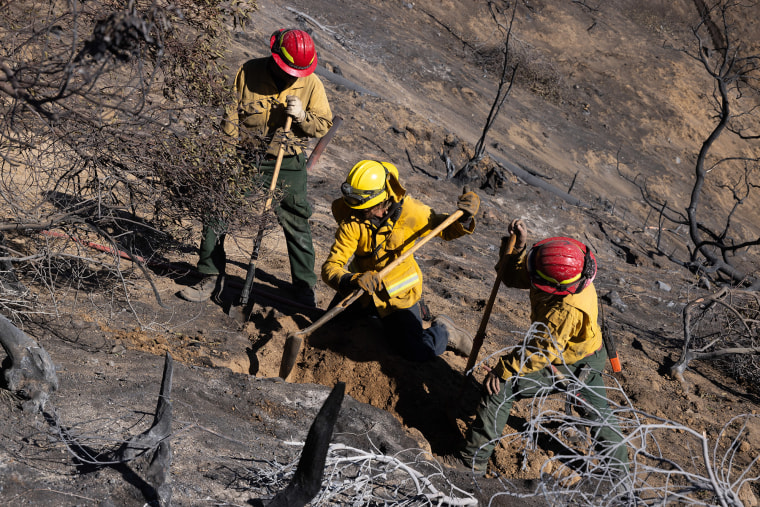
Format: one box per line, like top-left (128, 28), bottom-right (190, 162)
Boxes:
top-left (353, 271), bottom-right (383, 294)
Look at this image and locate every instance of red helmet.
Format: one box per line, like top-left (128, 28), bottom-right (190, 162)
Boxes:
top-left (270, 28), bottom-right (318, 78)
top-left (526, 237), bottom-right (597, 295)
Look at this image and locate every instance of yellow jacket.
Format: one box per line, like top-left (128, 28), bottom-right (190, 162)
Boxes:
top-left (493, 248), bottom-right (603, 380)
top-left (221, 57), bottom-right (332, 157)
top-left (322, 174), bottom-right (474, 317)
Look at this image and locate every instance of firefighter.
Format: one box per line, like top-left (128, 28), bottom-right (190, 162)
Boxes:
top-left (180, 28), bottom-right (332, 307)
top-left (321, 160), bottom-right (478, 361)
top-left (452, 219), bottom-right (629, 474)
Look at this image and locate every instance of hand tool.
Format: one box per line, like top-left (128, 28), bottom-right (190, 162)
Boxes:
top-left (278, 210), bottom-right (465, 380)
top-left (229, 116), bottom-right (292, 322)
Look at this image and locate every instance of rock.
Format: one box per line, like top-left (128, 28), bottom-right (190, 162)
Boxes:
top-left (444, 133), bottom-right (458, 147)
top-left (602, 290), bottom-right (627, 312)
top-left (655, 281), bottom-right (672, 292)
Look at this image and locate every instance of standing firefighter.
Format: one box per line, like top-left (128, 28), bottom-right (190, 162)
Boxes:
top-left (452, 219), bottom-right (629, 474)
top-left (321, 160), bottom-right (477, 361)
top-left (180, 28), bottom-right (332, 307)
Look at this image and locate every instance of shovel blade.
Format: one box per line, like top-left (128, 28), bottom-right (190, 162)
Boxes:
top-left (228, 301), bottom-right (252, 323)
top-left (278, 334), bottom-right (304, 380)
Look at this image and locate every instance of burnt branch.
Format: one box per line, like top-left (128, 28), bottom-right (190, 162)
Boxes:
top-left (672, 287), bottom-right (760, 393)
top-left (0, 0), bottom-right (259, 319)
top-left (452, 0), bottom-right (519, 182)
top-left (620, 1), bottom-right (760, 287)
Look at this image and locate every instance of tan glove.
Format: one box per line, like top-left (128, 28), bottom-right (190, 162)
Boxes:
top-left (507, 219), bottom-right (527, 250)
top-left (353, 271), bottom-right (383, 294)
top-left (285, 95), bottom-right (306, 122)
top-left (496, 220), bottom-right (526, 272)
top-left (457, 187), bottom-right (480, 218)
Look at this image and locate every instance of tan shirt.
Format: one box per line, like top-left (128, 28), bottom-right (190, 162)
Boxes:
top-left (493, 248), bottom-right (603, 379)
top-left (221, 57), bottom-right (332, 156)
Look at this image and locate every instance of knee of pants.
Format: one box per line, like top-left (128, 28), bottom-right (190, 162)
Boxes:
top-left (278, 192), bottom-right (312, 221)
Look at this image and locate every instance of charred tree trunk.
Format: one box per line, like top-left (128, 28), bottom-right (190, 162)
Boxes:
top-left (691, 0), bottom-right (725, 52)
top-left (267, 382), bottom-right (345, 507)
top-left (112, 351), bottom-right (174, 506)
top-left (0, 314), bottom-right (58, 412)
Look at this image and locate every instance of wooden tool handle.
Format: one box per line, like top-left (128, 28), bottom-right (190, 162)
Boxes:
top-left (279, 209), bottom-right (466, 380)
top-left (464, 233), bottom-right (516, 375)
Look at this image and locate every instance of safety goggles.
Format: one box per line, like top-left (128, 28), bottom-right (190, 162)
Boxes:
top-left (340, 182), bottom-right (385, 208)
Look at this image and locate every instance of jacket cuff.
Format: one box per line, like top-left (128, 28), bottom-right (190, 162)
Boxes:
top-left (338, 273), bottom-right (355, 293)
top-left (492, 358), bottom-right (512, 380)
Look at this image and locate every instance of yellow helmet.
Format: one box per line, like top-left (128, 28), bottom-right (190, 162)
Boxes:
top-left (341, 160), bottom-right (399, 209)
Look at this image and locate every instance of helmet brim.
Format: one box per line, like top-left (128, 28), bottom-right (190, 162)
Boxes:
top-left (531, 279), bottom-right (585, 296)
top-left (272, 52), bottom-right (318, 78)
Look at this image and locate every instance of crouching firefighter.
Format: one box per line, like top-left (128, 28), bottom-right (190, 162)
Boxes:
top-left (451, 219), bottom-right (630, 475)
top-left (321, 160), bottom-right (477, 362)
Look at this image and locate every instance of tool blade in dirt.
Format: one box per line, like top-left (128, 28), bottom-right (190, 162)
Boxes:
top-left (278, 210), bottom-right (465, 381)
top-left (229, 116), bottom-right (292, 323)
top-left (279, 289), bottom-right (363, 380)
top-left (278, 334), bottom-right (303, 380)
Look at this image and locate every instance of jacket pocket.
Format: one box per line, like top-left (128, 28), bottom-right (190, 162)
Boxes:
top-left (238, 100), bottom-right (266, 128)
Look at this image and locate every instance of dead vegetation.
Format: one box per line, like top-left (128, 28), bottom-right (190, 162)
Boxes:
top-left (0, 0), bottom-right (759, 505)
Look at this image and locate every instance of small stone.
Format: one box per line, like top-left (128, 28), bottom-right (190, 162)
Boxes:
top-left (739, 482), bottom-right (759, 507)
top-left (603, 290), bottom-right (627, 312)
top-left (656, 280), bottom-right (672, 292)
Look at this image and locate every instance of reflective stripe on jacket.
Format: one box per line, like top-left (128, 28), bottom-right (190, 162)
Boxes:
top-left (221, 57), bottom-right (332, 156)
top-left (493, 248), bottom-right (603, 379)
top-left (321, 174), bottom-right (474, 317)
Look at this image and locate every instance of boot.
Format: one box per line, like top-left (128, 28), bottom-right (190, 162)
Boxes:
top-left (433, 314), bottom-right (473, 357)
top-left (179, 274), bottom-right (222, 302)
top-left (441, 452), bottom-right (487, 476)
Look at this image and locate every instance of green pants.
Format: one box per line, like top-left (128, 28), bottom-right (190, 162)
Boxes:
top-left (197, 152), bottom-right (317, 289)
top-left (462, 347), bottom-right (629, 472)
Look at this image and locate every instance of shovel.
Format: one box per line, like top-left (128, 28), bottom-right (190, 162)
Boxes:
top-left (463, 233), bottom-right (516, 376)
top-left (278, 209), bottom-right (466, 380)
top-left (445, 234), bottom-right (515, 424)
top-left (229, 116), bottom-right (292, 323)
top-left (229, 116), bottom-right (344, 322)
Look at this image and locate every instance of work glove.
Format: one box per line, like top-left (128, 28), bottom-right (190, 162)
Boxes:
top-left (285, 95), bottom-right (306, 123)
top-left (507, 218), bottom-right (527, 251)
top-left (353, 270), bottom-right (383, 294)
top-left (457, 186), bottom-right (480, 219)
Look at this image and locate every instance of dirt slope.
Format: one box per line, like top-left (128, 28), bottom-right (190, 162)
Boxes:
top-left (2, 0), bottom-right (760, 505)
